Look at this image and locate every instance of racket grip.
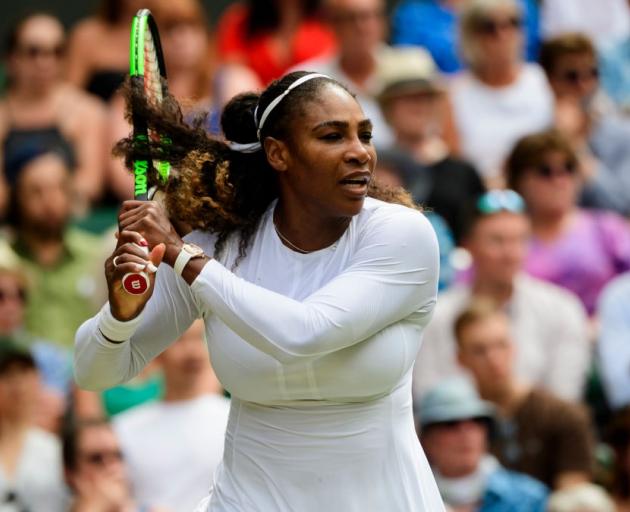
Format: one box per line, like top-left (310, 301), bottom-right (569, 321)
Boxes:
top-left (122, 245), bottom-right (150, 295)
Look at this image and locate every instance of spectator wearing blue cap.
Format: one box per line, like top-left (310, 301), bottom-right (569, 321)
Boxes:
top-left (417, 377), bottom-right (548, 512)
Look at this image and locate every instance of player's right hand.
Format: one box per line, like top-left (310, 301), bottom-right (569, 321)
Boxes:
top-left (105, 230), bottom-right (165, 321)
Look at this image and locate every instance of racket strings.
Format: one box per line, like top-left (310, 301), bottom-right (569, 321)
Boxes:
top-left (143, 29), bottom-right (163, 106)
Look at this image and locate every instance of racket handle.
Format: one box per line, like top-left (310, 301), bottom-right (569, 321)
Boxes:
top-left (122, 245), bottom-right (150, 295)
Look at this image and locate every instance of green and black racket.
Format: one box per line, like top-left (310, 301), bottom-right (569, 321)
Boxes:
top-left (122, 9), bottom-right (170, 295)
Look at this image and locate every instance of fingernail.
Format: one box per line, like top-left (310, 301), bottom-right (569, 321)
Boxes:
top-left (139, 239), bottom-right (148, 247)
top-left (135, 264), bottom-right (146, 272)
top-left (146, 262), bottom-right (158, 274)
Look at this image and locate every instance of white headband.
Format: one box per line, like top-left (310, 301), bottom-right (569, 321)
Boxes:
top-left (228, 73), bottom-right (331, 154)
top-left (226, 141), bottom-right (262, 154)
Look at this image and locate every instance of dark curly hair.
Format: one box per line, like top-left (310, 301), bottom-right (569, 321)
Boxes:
top-left (114, 71), bottom-right (415, 265)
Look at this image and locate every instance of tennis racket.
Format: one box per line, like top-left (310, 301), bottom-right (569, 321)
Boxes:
top-left (122, 9), bottom-right (170, 295)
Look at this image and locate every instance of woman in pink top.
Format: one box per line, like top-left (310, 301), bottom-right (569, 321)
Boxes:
top-left (505, 129), bottom-right (630, 315)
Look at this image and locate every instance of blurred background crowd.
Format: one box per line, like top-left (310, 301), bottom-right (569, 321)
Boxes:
top-left (0, 0), bottom-right (629, 510)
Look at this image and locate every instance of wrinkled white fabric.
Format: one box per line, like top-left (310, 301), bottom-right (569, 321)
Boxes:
top-left (75, 197), bottom-right (444, 511)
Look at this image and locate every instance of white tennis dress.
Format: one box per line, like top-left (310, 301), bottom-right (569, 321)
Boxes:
top-left (75, 197), bottom-right (445, 512)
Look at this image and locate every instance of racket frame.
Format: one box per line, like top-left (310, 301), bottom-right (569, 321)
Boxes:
top-left (122, 9), bottom-right (169, 296)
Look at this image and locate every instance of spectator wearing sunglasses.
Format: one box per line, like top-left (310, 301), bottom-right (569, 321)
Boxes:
top-left (413, 188), bottom-right (590, 403)
top-left (1, 12), bottom-right (107, 217)
top-left (0, 343), bottom-right (68, 511)
top-left (454, 300), bottom-right (594, 490)
top-left (62, 417), bottom-right (165, 512)
top-left (417, 377), bottom-right (548, 511)
top-left (506, 129), bottom-right (630, 316)
top-left (391, 0), bottom-right (540, 75)
top-left (540, 33), bottom-right (630, 216)
top-left (448, 0), bottom-right (554, 186)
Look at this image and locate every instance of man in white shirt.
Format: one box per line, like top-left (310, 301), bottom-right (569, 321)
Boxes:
top-left (295, 0), bottom-right (394, 147)
top-left (113, 320), bottom-right (230, 512)
top-left (413, 190), bottom-right (590, 402)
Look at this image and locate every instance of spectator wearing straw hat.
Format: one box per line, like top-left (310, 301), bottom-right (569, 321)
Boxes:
top-left (377, 46), bottom-right (485, 242)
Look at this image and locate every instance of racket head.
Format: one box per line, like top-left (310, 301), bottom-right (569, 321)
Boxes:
top-left (129, 9), bottom-right (170, 201)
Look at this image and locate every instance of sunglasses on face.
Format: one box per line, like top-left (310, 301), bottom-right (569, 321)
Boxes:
top-left (558, 67), bottom-right (599, 84)
top-left (533, 160), bottom-right (578, 179)
top-left (432, 417), bottom-right (488, 430)
top-left (475, 16), bottom-right (522, 36)
top-left (81, 449), bottom-right (124, 467)
top-left (0, 288), bottom-right (26, 304)
top-left (16, 43), bottom-right (65, 60)
top-left (476, 190), bottom-right (526, 215)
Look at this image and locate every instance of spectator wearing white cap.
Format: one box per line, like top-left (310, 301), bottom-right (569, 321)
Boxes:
top-left (417, 377), bottom-right (548, 512)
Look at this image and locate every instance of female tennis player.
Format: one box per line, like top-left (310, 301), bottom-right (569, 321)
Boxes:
top-left (74, 71), bottom-right (444, 511)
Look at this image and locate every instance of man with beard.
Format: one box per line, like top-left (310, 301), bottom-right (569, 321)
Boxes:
top-left (6, 147), bottom-right (104, 349)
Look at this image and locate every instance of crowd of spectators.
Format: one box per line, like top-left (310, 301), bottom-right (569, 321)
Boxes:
top-left (0, 0), bottom-right (630, 510)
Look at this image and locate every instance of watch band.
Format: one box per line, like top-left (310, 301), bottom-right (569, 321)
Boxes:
top-left (174, 248), bottom-right (194, 276)
top-left (174, 245), bottom-right (205, 276)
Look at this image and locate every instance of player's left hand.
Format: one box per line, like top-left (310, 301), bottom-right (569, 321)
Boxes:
top-left (118, 200), bottom-right (183, 266)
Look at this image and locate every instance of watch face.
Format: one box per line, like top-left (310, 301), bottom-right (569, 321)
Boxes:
top-left (184, 243), bottom-right (204, 257)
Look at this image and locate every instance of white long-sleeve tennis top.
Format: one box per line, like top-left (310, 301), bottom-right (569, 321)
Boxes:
top-left (74, 197), bottom-right (444, 511)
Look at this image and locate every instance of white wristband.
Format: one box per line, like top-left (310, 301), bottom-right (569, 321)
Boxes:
top-left (97, 303), bottom-right (144, 343)
top-left (174, 249), bottom-right (193, 276)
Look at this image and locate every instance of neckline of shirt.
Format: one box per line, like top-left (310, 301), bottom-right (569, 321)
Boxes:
top-left (266, 201), bottom-right (348, 258)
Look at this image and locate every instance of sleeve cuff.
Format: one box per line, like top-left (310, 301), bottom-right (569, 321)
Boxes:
top-left (97, 303), bottom-right (145, 343)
